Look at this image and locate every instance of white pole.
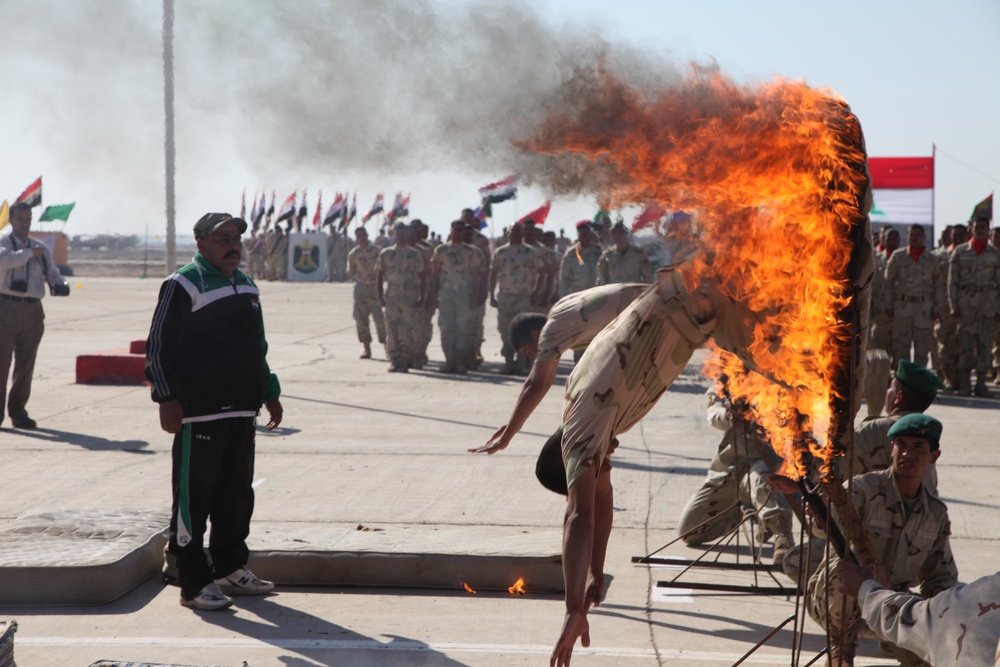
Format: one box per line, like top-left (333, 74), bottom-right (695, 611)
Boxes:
top-left (163, 0), bottom-right (176, 274)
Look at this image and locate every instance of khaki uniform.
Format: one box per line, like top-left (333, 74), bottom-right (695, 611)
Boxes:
top-left (468, 230), bottom-right (492, 366)
top-left (849, 414), bottom-right (938, 495)
top-left (347, 244), bottom-right (385, 345)
top-left (413, 241), bottom-right (435, 369)
top-left (376, 244), bottom-right (424, 369)
top-left (677, 389), bottom-right (793, 545)
top-left (265, 231), bottom-right (288, 281)
top-left (886, 247), bottom-right (943, 368)
top-left (858, 572), bottom-right (1000, 666)
top-left (530, 241), bottom-right (560, 306)
top-left (596, 244), bottom-right (653, 285)
top-left (869, 250), bottom-right (893, 352)
top-left (431, 243), bottom-right (483, 370)
top-left (245, 235), bottom-right (265, 279)
top-left (558, 243), bottom-right (602, 298)
top-left (491, 243), bottom-right (541, 366)
top-left (806, 469), bottom-right (958, 652)
top-left (933, 246), bottom-right (960, 388)
top-left (948, 242), bottom-right (1000, 389)
top-left (331, 234), bottom-right (351, 282)
top-left (536, 283), bottom-right (648, 362)
top-left (561, 268), bottom-right (716, 489)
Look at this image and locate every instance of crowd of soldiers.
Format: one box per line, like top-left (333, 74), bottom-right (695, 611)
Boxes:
top-left (870, 211), bottom-right (1000, 397)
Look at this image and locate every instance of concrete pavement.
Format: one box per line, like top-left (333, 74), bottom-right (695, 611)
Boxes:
top-left (1, 275), bottom-right (998, 666)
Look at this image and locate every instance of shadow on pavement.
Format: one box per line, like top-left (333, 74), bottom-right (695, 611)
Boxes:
top-left (0, 426), bottom-right (151, 453)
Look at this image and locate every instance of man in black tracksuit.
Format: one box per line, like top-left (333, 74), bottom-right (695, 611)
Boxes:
top-left (146, 212), bottom-right (283, 611)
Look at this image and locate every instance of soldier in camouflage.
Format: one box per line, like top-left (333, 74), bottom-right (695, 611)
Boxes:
top-left (376, 223), bottom-right (426, 373)
top-left (886, 224), bottom-right (943, 368)
top-left (596, 222), bottom-right (653, 285)
top-left (428, 220), bottom-right (484, 374)
top-left (559, 221), bottom-right (602, 299)
top-left (409, 220), bottom-right (435, 370)
top-left (869, 227), bottom-right (899, 355)
top-left (462, 208), bottom-right (492, 369)
top-left (525, 221), bottom-right (560, 309)
top-left (489, 222), bottom-right (544, 375)
top-left (948, 216), bottom-right (1000, 396)
top-left (935, 223), bottom-right (968, 389)
top-left (347, 227), bottom-right (386, 360)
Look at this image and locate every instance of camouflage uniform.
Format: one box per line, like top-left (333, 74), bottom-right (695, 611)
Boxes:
top-left (530, 241), bottom-right (561, 307)
top-left (596, 244), bottom-right (653, 285)
top-left (857, 571), bottom-right (1000, 666)
top-left (933, 245), bottom-right (960, 388)
top-left (558, 242), bottom-right (602, 298)
top-left (376, 243), bottom-right (425, 371)
top-left (886, 246), bottom-right (943, 368)
top-left (677, 388), bottom-right (794, 546)
top-left (332, 233), bottom-right (351, 282)
top-left (245, 235), bottom-right (266, 279)
top-left (869, 250), bottom-right (893, 352)
top-left (324, 233), bottom-right (338, 282)
top-left (432, 243), bottom-right (482, 372)
top-left (412, 240), bottom-right (435, 369)
top-left (849, 414), bottom-right (937, 495)
top-left (265, 231), bottom-right (288, 281)
top-left (491, 243), bottom-right (541, 368)
top-left (347, 243), bottom-right (385, 346)
top-left (536, 283), bottom-right (648, 362)
top-left (948, 241), bottom-right (1000, 393)
top-left (468, 230), bottom-right (492, 367)
top-left (806, 468), bottom-right (957, 657)
top-left (561, 268), bottom-right (716, 489)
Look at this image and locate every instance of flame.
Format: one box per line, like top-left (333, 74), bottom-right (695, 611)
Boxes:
top-left (523, 65), bottom-right (871, 478)
top-left (461, 582), bottom-right (477, 595)
top-left (508, 577), bottom-right (527, 595)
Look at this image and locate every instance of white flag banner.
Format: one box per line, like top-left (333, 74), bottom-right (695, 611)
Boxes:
top-left (287, 233), bottom-right (328, 282)
top-left (869, 188), bottom-right (933, 225)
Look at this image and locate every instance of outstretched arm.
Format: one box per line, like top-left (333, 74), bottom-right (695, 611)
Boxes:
top-left (470, 357), bottom-right (559, 453)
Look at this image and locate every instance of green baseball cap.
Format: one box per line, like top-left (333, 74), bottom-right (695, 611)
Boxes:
top-left (193, 213), bottom-right (247, 240)
top-left (896, 360), bottom-right (945, 397)
top-left (887, 413), bottom-right (943, 448)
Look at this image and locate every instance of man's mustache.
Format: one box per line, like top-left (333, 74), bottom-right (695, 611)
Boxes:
top-left (225, 250), bottom-right (241, 259)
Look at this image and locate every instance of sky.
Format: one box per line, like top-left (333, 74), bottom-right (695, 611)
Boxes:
top-left (1, 0), bottom-right (997, 245)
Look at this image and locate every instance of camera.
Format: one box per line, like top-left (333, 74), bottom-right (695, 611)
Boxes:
top-left (50, 282), bottom-right (70, 297)
top-left (9, 279), bottom-right (28, 293)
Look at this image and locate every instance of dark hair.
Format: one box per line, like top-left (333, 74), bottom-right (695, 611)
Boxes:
top-left (892, 434), bottom-right (940, 452)
top-left (510, 312), bottom-right (547, 350)
top-left (909, 224), bottom-right (925, 233)
top-left (9, 202), bottom-right (32, 217)
top-left (535, 428), bottom-right (567, 495)
top-left (897, 383), bottom-right (935, 413)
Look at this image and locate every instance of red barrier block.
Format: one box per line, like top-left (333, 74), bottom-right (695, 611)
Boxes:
top-left (76, 351), bottom-right (147, 385)
top-left (129, 340), bottom-right (146, 355)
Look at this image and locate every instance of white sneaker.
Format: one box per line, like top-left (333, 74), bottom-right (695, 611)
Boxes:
top-left (180, 583), bottom-right (233, 610)
top-left (215, 567), bottom-right (275, 595)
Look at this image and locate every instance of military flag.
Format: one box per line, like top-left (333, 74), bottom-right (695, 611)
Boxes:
top-left (633, 202), bottom-right (666, 231)
top-left (324, 192), bottom-right (346, 227)
top-left (252, 192), bottom-right (266, 231)
top-left (868, 156), bottom-right (934, 226)
top-left (341, 193), bottom-right (358, 231)
top-left (14, 177), bottom-right (42, 208)
top-left (363, 193), bottom-right (384, 223)
top-left (312, 191), bottom-right (322, 228)
top-left (277, 191), bottom-right (297, 223)
top-left (478, 174), bottom-right (518, 204)
top-left (971, 193), bottom-right (993, 221)
top-left (38, 203), bottom-right (76, 222)
top-left (473, 200), bottom-right (491, 230)
top-left (518, 200), bottom-right (551, 226)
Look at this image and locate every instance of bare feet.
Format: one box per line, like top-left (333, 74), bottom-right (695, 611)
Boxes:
top-left (550, 611), bottom-right (589, 667)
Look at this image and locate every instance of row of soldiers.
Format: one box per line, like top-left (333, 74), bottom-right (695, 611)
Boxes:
top-left (347, 209), bottom-right (654, 374)
top-left (869, 212), bottom-right (1000, 396)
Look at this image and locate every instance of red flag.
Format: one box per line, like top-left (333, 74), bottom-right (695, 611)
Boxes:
top-left (518, 200), bottom-right (551, 226)
top-left (633, 202), bottom-right (666, 232)
top-left (15, 177), bottom-right (42, 208)
top-left (312, 191), bottom-right (322, 228)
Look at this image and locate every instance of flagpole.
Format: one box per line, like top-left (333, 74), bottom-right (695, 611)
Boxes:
top-left (162, 0), bottom-right (176, 274)
top-left (931, 143), bottom-right (936, 246)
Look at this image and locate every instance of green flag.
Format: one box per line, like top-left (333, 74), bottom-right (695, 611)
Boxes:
top-left (38, 202), bottom-right (75, 222)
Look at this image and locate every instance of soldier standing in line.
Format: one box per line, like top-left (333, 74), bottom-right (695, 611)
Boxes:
top-left (376, 223), bottom-right (426, 373)
top-left (408, 220), bottom-right (435, 370)
top-left (335, 230), bottom-right (353, 282)
top-left (542, 231), bottom-right (561, 304)
top-left (596, 221), bottom-right (653, 285)
top-left (886, 224), bottom-right (942, 368)
top-left (948, 214), bottom-right (1000, 396)
top-left (524, 221), bottom-right (559, 309)
top-left (347, 227), bottom-right (386, 360)
top-left (992, 226), bottom-right (1000, 384)
top-left (324, 229), bottom-right (338, 283)
top-left (869, 226), bottom-right (899, 358)
top-left (935, 224), bottom-right (968, 389)
top-left (263, 226), bottom-right (283, 281)
top-left (490, 222), bottom-right (544, 375)
top-left (559, 221), bottom-right (603, 361)
top-left (462, 208), bottom-right (492, 369)
top-left (428, 220), bottom-right (484, 374)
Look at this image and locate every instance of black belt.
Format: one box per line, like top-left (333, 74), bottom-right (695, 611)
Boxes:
top-left (896, 295), bottom-right (926, 303)
top-left (0, 293), bottom-right (40, 303)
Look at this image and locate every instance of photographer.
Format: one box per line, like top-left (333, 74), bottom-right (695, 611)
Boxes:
top-left (0, 201), bottom-right (69, 429)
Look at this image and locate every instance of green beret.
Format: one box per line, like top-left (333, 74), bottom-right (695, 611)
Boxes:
top-left (895, 360), bottom-right (945, 397)
top-left (887, 413), bottom-right (943, 445)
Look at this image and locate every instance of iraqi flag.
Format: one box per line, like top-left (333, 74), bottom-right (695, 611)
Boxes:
top-left (518, 200), bottom-right (551, 226)
top-left (312, 191), bottom-right (322, 228)
top-left (868, 157), bottom-right (934, 226)
top-left (252, 192), bottom-right (266, 231)
top-left (324, 192), bottom-right (346, 227)
top-left (341, 193), bottom-right (357, 231)
top-left (277, 191), bottom-right (297, 223)
top-left (478, 174), bottom-right (518, 205)
top-left (15, 177), bottom-right (42, 208)
top-left (363, 193), bottom-right (384, 223)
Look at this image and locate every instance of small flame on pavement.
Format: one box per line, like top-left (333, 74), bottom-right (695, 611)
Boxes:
top-left (462, 582), bottom-right (477, 595)
top-left (508, 577), bottom-right (526, 595)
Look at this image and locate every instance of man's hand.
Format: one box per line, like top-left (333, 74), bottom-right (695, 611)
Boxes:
top-left (264, 398), bottom-right (283, 430)
top-left (768, 474), bottom-right (799, 495)
top-left (158, 400), bottom-right (183, 434)
top-left (836, 561), bottom-right (877, 599)
top-left (550, 611), bottom-right (590, 667)
top-left (585, 571), bottom-right (605, 609)
top-left (469, 425), bottom-right (511, 454)
top-left (31, 245), bottom-right (46, 258)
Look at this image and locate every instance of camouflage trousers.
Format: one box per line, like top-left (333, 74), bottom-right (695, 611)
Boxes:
top-left (437, 287), bottom-right (476, 368)
top-left (935, 312), bottom-right (959, 387)
top-left (414, 304), bottom-right (433, 368)
top-left (471, 302), bottom-right (485, 365)
top-left (384, 293), bottom-right (420, 368)
top-left (957, 310), bottom-right (998, 378)
top-left (806, 555), bottom-right (863, 647)
top-left (497, 292), bottom-right (534, 362)
top-left (352, 282), bottom-right (385, 345)
top-left (677, 459), bottom-right (791, 545)
top-left (891, 299), bottom-right (934, 368)
top-left (868, 311), bottom-right (893, 353)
